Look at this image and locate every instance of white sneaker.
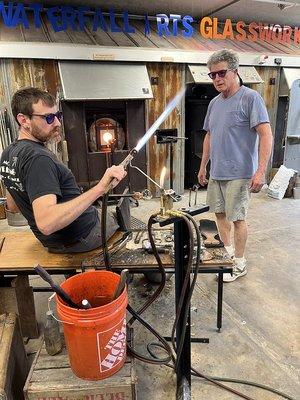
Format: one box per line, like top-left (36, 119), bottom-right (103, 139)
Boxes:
top-left (223, 258), bottom-right (247, 283)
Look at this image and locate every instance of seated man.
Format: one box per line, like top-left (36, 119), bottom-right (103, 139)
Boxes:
top-left (0, 87), bottom-right (127, 253)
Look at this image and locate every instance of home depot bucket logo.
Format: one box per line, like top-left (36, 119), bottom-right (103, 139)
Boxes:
top-left (97, 318), bottom-right (126, 372)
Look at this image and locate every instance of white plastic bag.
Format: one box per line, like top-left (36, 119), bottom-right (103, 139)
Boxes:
top-left (267, 165), bottom-right (297, 200)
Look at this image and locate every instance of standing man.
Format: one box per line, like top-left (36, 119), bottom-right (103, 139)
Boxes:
top-left (0, 87), bottom-right (127, 253)
top-left (198, 49), bottom-right (273, 282)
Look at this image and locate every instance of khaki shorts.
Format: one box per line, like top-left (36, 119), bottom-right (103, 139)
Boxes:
top-left (206, 179), bottom-right (251, 221)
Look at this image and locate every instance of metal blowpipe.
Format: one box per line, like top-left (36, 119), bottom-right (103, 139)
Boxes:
top-left (110, 87), bottom-right (186, 187)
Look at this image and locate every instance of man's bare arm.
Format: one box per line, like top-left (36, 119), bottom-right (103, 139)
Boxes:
top-left (249, 123), bottom-right (273, 192)
top-left (32, 165), bottom-right (126, 236)
top-left (6, 191), bottom-right (20, 212)
top-left (198, 132), bottom-right (210, 186)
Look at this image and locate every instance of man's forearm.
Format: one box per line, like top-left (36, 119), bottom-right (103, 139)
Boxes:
top-left (49, 185), bottom-right (104, 233)
top-left (33, 164), bottom-right (126, 236)
top-left (6, 191), bottom-right (20, 212)
top-left (200, 133), bottom-right (210, 170)
top-left (34, 184), bottom-right (106, 236)
top-left (256, 125), bottom-right (273, 174)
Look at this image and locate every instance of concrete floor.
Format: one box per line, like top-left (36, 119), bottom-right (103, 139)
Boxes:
top-left (1, 189), bottom-right (299, 399)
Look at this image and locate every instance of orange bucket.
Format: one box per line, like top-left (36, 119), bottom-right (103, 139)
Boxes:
top-left (56, 271), bottom-right (128, 380)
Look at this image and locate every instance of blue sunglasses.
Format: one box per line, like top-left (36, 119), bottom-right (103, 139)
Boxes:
top-left (30, 111), bottom-right (62, 124)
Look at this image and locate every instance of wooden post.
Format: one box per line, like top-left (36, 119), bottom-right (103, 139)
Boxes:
top-left (0, 313), bottom-right (29, 400)
top-left (0, 276), bottom-right (39, 338)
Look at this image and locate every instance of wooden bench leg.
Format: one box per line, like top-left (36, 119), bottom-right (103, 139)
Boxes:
top-left (0, 275), bottom-right (39, 338)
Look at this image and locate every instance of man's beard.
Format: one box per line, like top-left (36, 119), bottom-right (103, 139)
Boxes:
top-left (31, 124), bottom-right (61, 143)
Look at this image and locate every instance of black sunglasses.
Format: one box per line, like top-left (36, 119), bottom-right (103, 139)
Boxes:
top-left (208, 69), bottom-right (233, 80)
top-left (30, 111), bottom-right (63, 124)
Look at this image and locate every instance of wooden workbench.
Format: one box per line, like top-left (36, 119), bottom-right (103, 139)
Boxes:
top-left (0, 230), bottom-right (125, 273)
top-left (0, 230), bottom-right (232, 274)
top-left (0, 230), bottom-right (232, 331)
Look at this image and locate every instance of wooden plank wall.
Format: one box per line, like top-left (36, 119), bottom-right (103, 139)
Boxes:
top-left (1, 59), bottom-right (60, 97)
top-left (252, 66), bottom-right (280, 176)
top-left (146, 62), bottom-right (184, 194)
top-left (0, 60), bottom-right (280, 189)
top-left (252, 66), bottom-right (280, 132)
top-left (0, 59), bottom-right (61, 139)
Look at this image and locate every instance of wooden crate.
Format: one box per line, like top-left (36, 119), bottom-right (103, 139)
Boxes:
top-left (24, 331), bottom-right (137, 400)
top-left (0, 313), bottom-right (29, 400)
top-left (0, 276), bottom-right (38, 338)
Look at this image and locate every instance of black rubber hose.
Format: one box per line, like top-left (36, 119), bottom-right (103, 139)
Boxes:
top-left (191, 368), bottom-right (297, 400)
top-left (101, 192), bottom-right (111, 270)
top-left (169, 213), bottom-right (194, 368)
top-left (127, 304), bottom-right (174, 365)
top-left (125, 214), bottom-right (176, 365)
top-left (128, 213), bottom-right (167, 326)
top-left (173, 212), bottom-right (202, 370)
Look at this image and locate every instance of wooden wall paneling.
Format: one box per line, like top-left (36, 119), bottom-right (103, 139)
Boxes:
top-left (41, 15), bottom-right (73, 44)
top-left (104, 17), bottom-right (135, 47)
top-left (126, 100), bottom-right (147, 191)
top-left (66, 27), bottom-right (94, 45)
top-left (1, 59), bottom-right (60, 98)
top-left (147, 63), bottom-right (167, 194)
top-left (10, 59), bottom-right (34, 91)
top-left (252, 67), bottom-right (280, 172)
top-left (134, 21), bottom-right (176, 49)
top-left (146, 63), bottom-right (184, 194)
top-left (165, 63), bottom-right (183, 194)
top-left (252, 67), bottom-right (280, 129)
top-left (86, 21), bottom-right (117, 46)
top-left (121, 22), bottom-right (156, 48)
top-left (0, 59), bottom-right (61, 148)
top-left (21, 13), bottom-right (48, 42)
top-left (0, 20), bottom-right (23, 41)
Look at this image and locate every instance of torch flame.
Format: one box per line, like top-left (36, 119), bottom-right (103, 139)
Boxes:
top-left (134, 86), bottom-right (186, 153)
top-left (160, 166), bottom-right (167, 188)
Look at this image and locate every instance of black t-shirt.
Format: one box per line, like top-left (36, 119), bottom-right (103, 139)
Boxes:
top-left (0, 139), bottom-right (97, 247)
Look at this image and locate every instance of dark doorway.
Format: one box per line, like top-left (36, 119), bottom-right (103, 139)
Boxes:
top-left (184, 84), bottom-right (217, 188)
top-left (61, 100), bottom-right (147, 193)
top-left (273, 96), bottom-right (289, 168)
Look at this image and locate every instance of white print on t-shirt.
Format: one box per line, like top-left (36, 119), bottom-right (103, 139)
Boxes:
top-left (0, 158), bottom-right (24, 192)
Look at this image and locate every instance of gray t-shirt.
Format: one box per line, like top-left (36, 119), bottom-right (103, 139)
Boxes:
top-left (203, 85), bottom-right (270, 180)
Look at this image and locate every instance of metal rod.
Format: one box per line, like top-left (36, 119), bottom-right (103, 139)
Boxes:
top-left (82, 299), bottom-right (92, 309)
top-left (170, 141), bottom-right (174, 189)
top-left (0, 237), bottom-right (5, 253)
top-left (113, 269), bottom-right (129, 300)
top-left (130, 161), bottom-right (162, 190)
